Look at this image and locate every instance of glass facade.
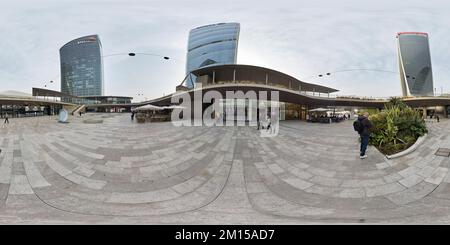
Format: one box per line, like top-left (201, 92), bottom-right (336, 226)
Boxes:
top-left (214, 99), bottom-right (284, 122)
top-left (397, 32), bottom-right (434, 97)
top-left (1, 104), bottom-right (61, 118)
top-left (284, 103), bottom-right (307, 120)
top-left (185, 23), bottom-right (240, 88)
top-left (60, 35), bottom-right (104, 96)
top-left (79, 96), bottom-right (132, 105)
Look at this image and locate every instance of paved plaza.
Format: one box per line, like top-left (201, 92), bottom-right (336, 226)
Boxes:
top-left (1, 113), bottom-right (450, 224)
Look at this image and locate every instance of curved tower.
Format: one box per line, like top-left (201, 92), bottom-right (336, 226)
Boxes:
top-left (60, 35), bottom-right (104, 96)
top-left (185, 22), bottom-right (240, 88)
top-left (397, 32), bottom-right (433, 97)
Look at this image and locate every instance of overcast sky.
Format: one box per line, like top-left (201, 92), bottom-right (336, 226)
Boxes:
top-left (2, 0), bottom-right (450, 101)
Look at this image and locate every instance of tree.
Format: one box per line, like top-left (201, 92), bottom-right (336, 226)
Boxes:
top-left (385, 97), bottom-right (407, 110)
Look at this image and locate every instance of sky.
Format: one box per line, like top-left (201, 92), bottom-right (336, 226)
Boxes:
top-left (2, 0), bottom-right (450, 101)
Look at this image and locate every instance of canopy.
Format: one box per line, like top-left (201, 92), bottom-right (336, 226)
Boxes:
top-left (132, 104), bottom-right (185, 111)
top-left (309, 108), bottom-right (332, 112)
top-left (132, 104), bottom-right (164, 111)
top-left (163, 105), bottom-right (185, 109)
top-left (0, 90), bottom-right (32, 98)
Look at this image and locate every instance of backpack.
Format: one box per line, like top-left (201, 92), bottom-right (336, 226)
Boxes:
top-left (353, 119), bottom-right (364, 134)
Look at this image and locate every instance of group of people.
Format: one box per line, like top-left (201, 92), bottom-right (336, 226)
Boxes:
top-left (428, 114), bottom-right (440, 122)
top-left (307, 113), bottom-right (352, 124)
top-left (326, 114), bottom-right (351, 119)
top-left (257, 113), bottom-right (277, 133)
top-left (342, 114), bottom-right (351, 120)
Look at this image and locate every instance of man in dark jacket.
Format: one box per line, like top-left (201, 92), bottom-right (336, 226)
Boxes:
top-left (357, 112), bottom-right (373, 159)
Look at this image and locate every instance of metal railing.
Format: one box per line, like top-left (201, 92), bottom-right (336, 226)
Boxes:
top-left (200, 81), bottom-right (390, 100)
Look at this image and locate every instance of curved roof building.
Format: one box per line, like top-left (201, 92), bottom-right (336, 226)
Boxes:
top-left (60, 35), bottom-right (104, 96)
top-left (142, 64), bottom-right (450, 113)
top-left (191, 64), bottom-right (338, 94)
top-left (185, 23), bottom-right (240, 88)
top-left (397, 32), bottom-right (434, 97)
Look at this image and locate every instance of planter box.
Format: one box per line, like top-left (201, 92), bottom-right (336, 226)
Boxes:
top-left (385, 134), bottom-right (427, 159)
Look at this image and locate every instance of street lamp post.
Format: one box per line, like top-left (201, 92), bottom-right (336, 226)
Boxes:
top-left (127, 52), bottom-right (170, 60)
top-left (313, 69), bottom-right (422, 98)
top-left (102, 52), bottom-right (171, 60)
top-left (44, 80), bottom-right (54, 88)
top-left (136, 93), bottom-right (145, 102)
top-left (104, 52), bottom-right (172, 102)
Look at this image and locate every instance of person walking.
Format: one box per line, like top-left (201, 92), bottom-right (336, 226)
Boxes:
top-left (4, 113), bottom-right (9, 124)
top-left (436, 115), bottom-right (440, 122)
top-left (259, 112), bottom-right (265, 129)
top-left (271, 111), bottom-right (278, 134)
top-left (131, 112), bottom-right (135, 121)
top-left (354, 112), bottom-right (373, 159)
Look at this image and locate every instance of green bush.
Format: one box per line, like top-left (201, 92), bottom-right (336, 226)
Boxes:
top-left (368, 97), bottom-right (427, 155)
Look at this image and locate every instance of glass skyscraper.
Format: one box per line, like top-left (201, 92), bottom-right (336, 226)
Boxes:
top-left (60, 35), bottom-right (104, 96)
top-left (397, 32), bottom-right (434, 97)
top-left (185, 22), bottom-right (240, 88)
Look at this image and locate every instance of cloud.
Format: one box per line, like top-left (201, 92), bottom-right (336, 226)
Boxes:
top-left (1, 0), bottom-right (450, 99)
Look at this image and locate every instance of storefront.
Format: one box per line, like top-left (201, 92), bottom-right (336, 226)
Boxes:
top-left (217, 99), bottom-right (285, 122)
top-left (0, 104), bottom-right (61, 118)
top-left (284, 103), bottom-right (308, 120)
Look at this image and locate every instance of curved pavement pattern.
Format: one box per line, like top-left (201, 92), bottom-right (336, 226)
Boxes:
top-left (1, 113), bottom-right (450, 224)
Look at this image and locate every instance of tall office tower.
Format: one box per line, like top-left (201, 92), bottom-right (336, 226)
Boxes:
top-left (60, 34), bottom-right (104, 96)
top-left (397, 32), bottom-right (434, 97)
top-left (185, 22), bottom-right (240, 88)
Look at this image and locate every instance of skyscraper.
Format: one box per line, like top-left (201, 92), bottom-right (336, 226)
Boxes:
top-left (397, 32), bottom-right (434, 97)
top-left (60, 35), bottom-right (104, 96)
top-left (185, 22), bottom-right (240, 88)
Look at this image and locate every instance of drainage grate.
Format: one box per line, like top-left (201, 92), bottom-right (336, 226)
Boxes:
top-left (435, 148), bottom-right (450, 157)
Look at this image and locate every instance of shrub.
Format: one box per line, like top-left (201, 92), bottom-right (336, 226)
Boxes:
top-left (368, 97), bottom-right (427, 155)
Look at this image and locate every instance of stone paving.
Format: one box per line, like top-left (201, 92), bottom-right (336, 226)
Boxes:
top-left (1, 113), bottom-right (450, 224)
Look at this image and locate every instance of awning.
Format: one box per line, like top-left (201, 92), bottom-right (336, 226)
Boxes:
top-left (132, 104), bottom-right (164, 111)
top-left (309, 108), bottom-right (332, 112)
top-left (163, 105), bottom-right (185, 109)
top-left (132, 104), bottom-right (185, 111)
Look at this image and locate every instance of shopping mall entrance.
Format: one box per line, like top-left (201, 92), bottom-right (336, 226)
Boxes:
top-left (203, 99), bottom-right (285, 123)
top-left (215, 100), bottom-right (310, 122)
top-left (0, 104), bottom-right (61, 118)
top-left (284, 103), bottom-right (308, 120)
